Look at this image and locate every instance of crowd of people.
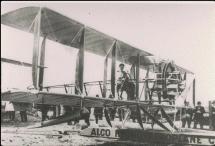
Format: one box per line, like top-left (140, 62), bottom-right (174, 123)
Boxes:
top-left (2, 101), bottom-right (28, 122)
top-left (181, 100), bottom-right (215, 130)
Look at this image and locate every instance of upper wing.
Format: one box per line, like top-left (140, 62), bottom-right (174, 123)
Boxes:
top-left (1, 7), bottom-right (151, 68)
top-left (1, 7), bottom-right (193, 74)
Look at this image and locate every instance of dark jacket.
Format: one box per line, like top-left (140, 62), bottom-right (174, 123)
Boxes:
top-left (193, 106), bottom-right (205, 119)
top-left (181, 106), bottom-right (193, 118)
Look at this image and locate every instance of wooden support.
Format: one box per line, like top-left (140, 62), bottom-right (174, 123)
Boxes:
top-left (136, 53), bottom-right (140, 100)
top-left (140, 107), bottom-right (171, 131)
top-left (111, 42), bottom-right (116, 97)
top-left (104, 107), bottom-right (112, 127)
top-left (151, 108), bottom-right (160, 127)
top-left (193, 78), bottom-right (196, 106)
top-left (144, 67), bottom-right (149, 101)
top-left (160, 107), bottom-right (178, 131)
top-left (75, 28), bottom-right (85, 94)
top-left (83, 83), bottom-right (88, 96)
top-left (98, 81), bottom-right (103, 96)
top-left (103, 57), bottom-right (108, 97)
top-left (136, 104), bottom-right (144, 129)
top-left (32, 9), bottom-right (41, 89)
top-left (38, 35), bottom-right (47, 91)
top-left (130, 63), bottom-right (136, 80)
top-left (64, 84), bottom-right (68, 93)
top-left (103, 41), bottom-right (115, 97)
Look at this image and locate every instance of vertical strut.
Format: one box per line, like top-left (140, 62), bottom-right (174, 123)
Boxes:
top-left (38, 35), bottom-right (47, 91)
top-left (75, 28), bottom-right (85, 94)
top-left (193, 78), bottom-right (196, 106)
top-left (136, 53), bottom-right (140, 100)
top-left (103, 57), bottom-right (108, 97)
top-left (32, 8), bottom-right (41, 89)
top-left (111, 42), bottom-right (117, 97)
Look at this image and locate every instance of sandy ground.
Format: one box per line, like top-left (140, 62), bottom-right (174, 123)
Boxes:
top-left (1, 113), bottom-right (213, 146)
top-left (1, 120), bottom-right (105, 146)
top-left (1, 112), bottom-right (156, 146)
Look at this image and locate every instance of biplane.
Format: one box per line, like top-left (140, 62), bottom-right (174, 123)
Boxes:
top-left (1, 7), bottom-right (215, 145)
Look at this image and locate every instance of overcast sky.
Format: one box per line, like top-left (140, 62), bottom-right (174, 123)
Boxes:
top-left (1, 2), bottom-right (215, 105)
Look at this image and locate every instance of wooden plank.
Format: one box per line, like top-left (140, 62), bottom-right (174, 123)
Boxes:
top-left (75, 28), bottom-right (85, 94)
top-left (111, 42), bottom-right (116, 97)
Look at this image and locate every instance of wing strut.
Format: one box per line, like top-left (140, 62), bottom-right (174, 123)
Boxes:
top-left (75, 28), bottom-right (85, 94)
top-left (102, 41), bottom-right (115, 97)
top-left (32, 8), bottom-right (41, 89)
top-left (111, 41), bottom-right (117, 97)
top-left (38, 35), bottom-right (47, 90)
top-left (193, 78), bottom-right (196, 106)
top-left (135, 53), bottom-right (140, 100)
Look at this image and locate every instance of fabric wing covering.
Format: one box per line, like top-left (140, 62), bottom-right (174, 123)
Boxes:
top-left (1, 91), bottom-right (180, 109)
top-left (1, 6), bottom-right (193, 74)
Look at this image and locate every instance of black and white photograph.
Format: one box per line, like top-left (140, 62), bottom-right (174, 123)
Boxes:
top-left (1, 1), bottom-right (215, 146)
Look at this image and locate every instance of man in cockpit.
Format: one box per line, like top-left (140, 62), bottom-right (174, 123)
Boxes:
top-left (116, 63), bottom-right (135, 100)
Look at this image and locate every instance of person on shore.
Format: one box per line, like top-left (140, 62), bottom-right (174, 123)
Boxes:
top-left (181, 101), bottom-right (193, 128)
top-left (94, 95), bottom-right (103, 124)
top-left (5, 101), bottom-right (15, 121)
top-left (193, 101), bottom-right (205, 129)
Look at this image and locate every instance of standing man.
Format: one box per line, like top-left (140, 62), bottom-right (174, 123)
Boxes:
top-left (20, 110), bottom-right (27, 122)
top-left (181, 101), bottom-right (193, 128)
top-left (94, 95), bottom-right (103, 124)
top-left (118, 107), bottom-right (125, 121)
top-left (94, 107), bottom-right (103, 124)
top-left (18, 103), bottom-right (28, 122)
top-left (5, 101), bottom-right (15, 121)
top-left (193, 101), bottom-right (205, 129)
top-left (117, 63), bottom-right (135, 100)
top-left (80, 106), bottom-right (90, 126)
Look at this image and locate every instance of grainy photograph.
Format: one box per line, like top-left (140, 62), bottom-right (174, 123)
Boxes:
top-left (1, 1), bottom-right (215, 146)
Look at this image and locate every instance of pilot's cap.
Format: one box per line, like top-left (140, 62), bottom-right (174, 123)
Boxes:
top-left (119, 63), bottom-right (125, 67)
top-left (197, 101), bottom-right (201, 105)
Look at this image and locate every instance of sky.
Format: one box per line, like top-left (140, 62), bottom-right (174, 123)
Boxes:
top-left (1, 2), bottom-right (215, 105)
